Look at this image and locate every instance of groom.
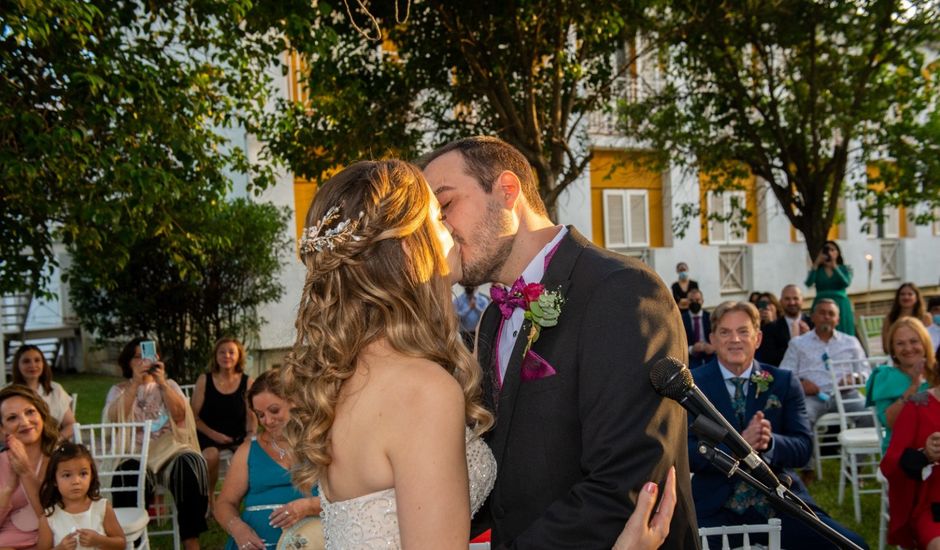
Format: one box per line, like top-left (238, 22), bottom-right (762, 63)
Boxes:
top-left (421, 137), bottom-right (698, 549)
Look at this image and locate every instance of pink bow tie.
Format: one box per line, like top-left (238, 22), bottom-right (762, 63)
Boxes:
top-left (489, 277), bottom-right (527, 319)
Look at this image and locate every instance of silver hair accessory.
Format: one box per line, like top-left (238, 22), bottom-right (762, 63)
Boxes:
top-left (299, 205), bottom-right (365, 255)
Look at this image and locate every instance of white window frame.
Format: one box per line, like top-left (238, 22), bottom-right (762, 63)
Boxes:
top-left (602, 189), bottom-right (650, 248)
top-left (706, 190), bottom-right (747, 245)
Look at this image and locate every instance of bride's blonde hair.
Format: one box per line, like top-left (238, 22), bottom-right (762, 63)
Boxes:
top-left (282, 160), bottom-right (493, 492)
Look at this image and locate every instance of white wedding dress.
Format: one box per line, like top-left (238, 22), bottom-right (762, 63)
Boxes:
top-left (320, 427), bottom-right (496, 549)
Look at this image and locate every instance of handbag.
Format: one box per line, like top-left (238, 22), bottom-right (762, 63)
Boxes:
top-left (277, 516), bottom-right (325, 550)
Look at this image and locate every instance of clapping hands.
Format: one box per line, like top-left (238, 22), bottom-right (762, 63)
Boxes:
top-left (742, 411), bottom-right (772, 452)
top-left (924, 432), bottom-right (940, 463)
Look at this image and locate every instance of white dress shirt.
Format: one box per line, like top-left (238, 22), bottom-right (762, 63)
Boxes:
top-left (497, 226), bottom-right (567, 383)
top-left (778, 329), bottom-right (866, 394)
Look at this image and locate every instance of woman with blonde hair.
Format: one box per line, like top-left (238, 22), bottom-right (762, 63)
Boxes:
top-left (282, 160), bottom-right (675, 549)
top-left (10, 345), bottom-right (75, 440)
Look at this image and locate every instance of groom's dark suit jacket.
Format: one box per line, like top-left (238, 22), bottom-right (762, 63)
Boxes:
top-left (473, 228), bottom-right (699, 549)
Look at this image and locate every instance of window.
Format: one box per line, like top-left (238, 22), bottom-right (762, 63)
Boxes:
top-left (603, 189), bottom-right (649, 248)
top-left (864, 200), bottom-right (901, 239)
top-left (706, 191), bottom-right (747, 245)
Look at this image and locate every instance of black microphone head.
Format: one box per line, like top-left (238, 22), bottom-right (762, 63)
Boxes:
top-left (650, 356), bottom-right (695, 401)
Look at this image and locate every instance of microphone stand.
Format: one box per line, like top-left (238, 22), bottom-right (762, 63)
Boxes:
top-left (692, 416), bottom-right (864, 550)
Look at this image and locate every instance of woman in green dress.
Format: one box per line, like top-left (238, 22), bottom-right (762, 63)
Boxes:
top-left (866, 317), bottom-right (933, 453)
top-left (805, 240), bottom-right (856, 336)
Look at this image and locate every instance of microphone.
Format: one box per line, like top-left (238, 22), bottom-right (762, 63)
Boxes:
top-left (650, 356), bottom-right (783, 492)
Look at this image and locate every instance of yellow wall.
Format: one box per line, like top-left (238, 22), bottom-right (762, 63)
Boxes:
top-left (589, 150), bottom-right (664, 248)
top-left (293, 178), bottom-right (318, 242)
top-left (698, 167), bottom-right (759, 244)
top-left (866, 163), bottom-right (907, 237)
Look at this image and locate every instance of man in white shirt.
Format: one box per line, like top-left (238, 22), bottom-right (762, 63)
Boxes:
top-left (779, 298), bottom-right (869, 426)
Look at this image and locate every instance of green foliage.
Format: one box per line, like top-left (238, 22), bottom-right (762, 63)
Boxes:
top-left (67, 199), bottom-right (292, 382)
top-left (261, 0), bottom-right (642, 216)
top-left (623, 0), bottom-right (940, 256)
top-left (0, 0), bottom-right (308, 296)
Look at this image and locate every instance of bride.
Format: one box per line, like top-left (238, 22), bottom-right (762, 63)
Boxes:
top-left (282, 160), bottom-right (675, 549)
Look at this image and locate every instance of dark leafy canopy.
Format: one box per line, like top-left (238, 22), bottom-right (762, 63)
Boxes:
top-left (263, 0), bottom-right (642, 216)
top-left (67, 199), bottom-right (292, 382)
top-left (0, 0), bottom-right (321, 296)
top-left (623, 0), bottom-right (940, 256)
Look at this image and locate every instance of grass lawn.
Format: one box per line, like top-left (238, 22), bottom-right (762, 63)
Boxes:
top-left (56, 372), bottom-right (885, 549)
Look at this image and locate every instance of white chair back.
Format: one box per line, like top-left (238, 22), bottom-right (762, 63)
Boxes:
top-left (698, 518), bottom-right (782, 550)
top-left (73, 421), bottom-right (152, 509)
top-left (70, 393), bottom-right (78, 416)
top-left (826, 356), bottom-right (881, 431)
top-left (179, 384), bottom-right (195, 400)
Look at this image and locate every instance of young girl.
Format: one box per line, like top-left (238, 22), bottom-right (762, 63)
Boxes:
top-left (36, 442), bottom-right (124, 550)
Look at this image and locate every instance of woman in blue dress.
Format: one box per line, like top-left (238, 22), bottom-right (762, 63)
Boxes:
top-left (215, 369), bottom-right (321, 550)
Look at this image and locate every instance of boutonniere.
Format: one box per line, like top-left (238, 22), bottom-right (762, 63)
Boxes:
top-left (764, 394), bottom-right (782, 409)
top-left (750, 370), bottom-right (774, 397)
top-left (519, 282), bottom-right (563, 353)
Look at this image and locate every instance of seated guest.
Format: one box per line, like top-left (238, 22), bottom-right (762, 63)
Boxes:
top-left (10, 345), bottom-right (76, 440)
top-left (882, 282), bottom-right (932, 351)
top-left (867, 318), bottom-right (932, 453)
top-left (880, 349), bottom-right (940, 550)
top-left (104, 338), bottom-right (209, 549)
top-left (757, 285), bottom-right (812, 366)
top-left (214, 369), bottom-right (322, 550)
top-left (779, 299), bottom-right (869, 427)
top-left (671, 262), bottom-right (700, 310)
top-left (682, 288), bottom-right (714, 367)
top-left (927, 296), bottom-right (940, 352)
top-left (690, 301), bottom-right (868, 549)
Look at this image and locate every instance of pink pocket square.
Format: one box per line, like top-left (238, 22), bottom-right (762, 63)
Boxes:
top-left (520, 350), bottom-right (557, 382)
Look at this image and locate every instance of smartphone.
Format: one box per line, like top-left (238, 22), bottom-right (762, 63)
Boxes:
top-left (140, 340), bottom-right (157, 363)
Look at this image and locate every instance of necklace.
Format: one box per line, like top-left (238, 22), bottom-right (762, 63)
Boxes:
top-left (270, 436), bottom-right (288, 460)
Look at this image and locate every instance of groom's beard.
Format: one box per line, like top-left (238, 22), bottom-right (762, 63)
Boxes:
top-left (459, 201), bottom-right (514, 288)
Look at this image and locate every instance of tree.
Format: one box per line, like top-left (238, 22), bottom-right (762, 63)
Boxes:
top-left (622, 0), bottom-right (940, 256)
top-left (0, 0), bottom-right (322, 296)
top-left (67, 198), bottom-right (292, 382)
top-left (262, 1), bottom-right (643, 216)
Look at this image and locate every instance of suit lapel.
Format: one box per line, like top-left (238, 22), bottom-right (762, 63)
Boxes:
top-left (475, 302), bottom-right (503, 414)
top-left (488, 228), bottom-right (582, 464)
top-left (746, 363), bottom-right (770, 422)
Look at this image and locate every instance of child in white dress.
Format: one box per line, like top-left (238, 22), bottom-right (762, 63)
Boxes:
top-left (36, 442), bottom-right (124, 550)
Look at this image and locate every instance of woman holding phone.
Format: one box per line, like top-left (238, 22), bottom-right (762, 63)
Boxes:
top-left (805, 240), bottom-right (856, 336)
top-left (103, 337), bottom-right (209, 550)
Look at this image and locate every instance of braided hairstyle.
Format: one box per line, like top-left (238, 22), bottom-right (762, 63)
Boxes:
top-left (282, 160), bottom-right (493, 492)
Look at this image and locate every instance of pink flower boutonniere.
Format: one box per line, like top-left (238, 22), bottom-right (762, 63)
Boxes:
top-left (750, 370), bottom-right (774, 397)
top-left (518, 282), bottom-right (563, 353)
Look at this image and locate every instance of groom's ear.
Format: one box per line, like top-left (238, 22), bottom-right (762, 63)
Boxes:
top-left (494, 170), bottom-right (522, 208)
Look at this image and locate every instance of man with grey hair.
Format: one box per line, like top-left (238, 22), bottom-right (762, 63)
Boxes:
top-left (779, 298), bottom-right (868, 426)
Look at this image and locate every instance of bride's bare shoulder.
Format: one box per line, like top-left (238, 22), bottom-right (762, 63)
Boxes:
top-left (370, 355), bottom-right (465, 416)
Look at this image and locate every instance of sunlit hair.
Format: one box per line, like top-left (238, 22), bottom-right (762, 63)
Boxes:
top-left (208, 337), bottom-right (246, 374)
top-left (0, 385), bottom-right (59, 456)
top-left (12, 345), bottom-right (53, 393)
top-left (711, 301), bottom-right (761, 334)
top-left (281, 160), bottom-right (493, 492)
top-left (886, 282), bottom-right (927, 328)
top-left (417, 136), bottom-right (548, 217)
top-left (40, 442), bottom-right (101, 515)
top-left (886, 317), bottom-right (938, 386)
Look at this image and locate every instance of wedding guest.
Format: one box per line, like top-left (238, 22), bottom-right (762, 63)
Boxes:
top-left (671, 262), bottom-right (699, 310)
top-left (453, 286), bottom-right (489, 349)
top-left (929, 296), bottom-right (940, 352)
top-left (882, 282), bottom-right (931, 351)
top-left (104, 338), bottom-right (208, 550)
top-left (215, 369), bottom-right (321, 550)
top-left (757, 292), bottom-right (782, 326)
top-left (757, 285), bottom-right (812, 367)
top-left (11, 345), bottom-right (75, 441)
top-left (779, 299), bottom-right (869, 427)
top-left (805, 240), bottom-right (856, 336)
top-left (866, 318), bottom-right (932, 453)
top-left (682, 289), bottom-right (714, 367)
top-left (191, 337), bottom-right (255, 503)
top-left (880, 348), bottom-right (940, 549)
top-left (0, 385), bottom-right (57, 549)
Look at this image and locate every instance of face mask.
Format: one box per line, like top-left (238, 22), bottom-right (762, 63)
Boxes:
top-left (678, 272), bottom-right (689, 281)
top-left (934, 314), bottom-right (940, 326)
top-left (689, 302), bottom-right (702, 314)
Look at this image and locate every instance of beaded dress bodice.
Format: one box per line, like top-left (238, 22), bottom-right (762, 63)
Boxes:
top-left (320, 427), bottom-right (495, 549)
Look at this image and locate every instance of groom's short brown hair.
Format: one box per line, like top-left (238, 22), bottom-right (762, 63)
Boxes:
top-left (418, 136), bottom-right (548, 217)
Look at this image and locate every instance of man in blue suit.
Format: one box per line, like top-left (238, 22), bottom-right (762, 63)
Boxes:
top-left (681, 288), bottom-right (714, 367)
top-left (691, 300), bottom-right (868, 549)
